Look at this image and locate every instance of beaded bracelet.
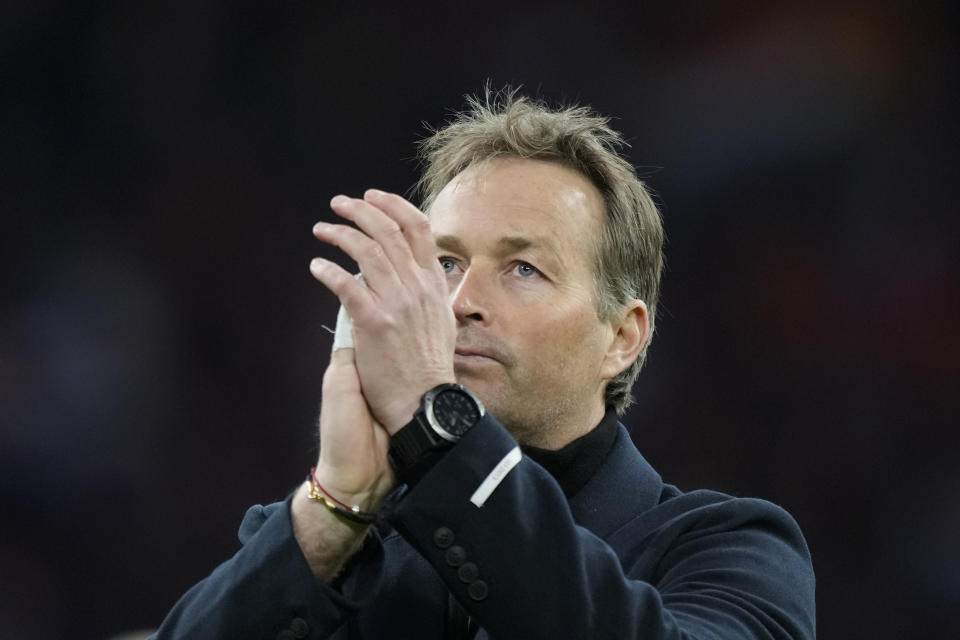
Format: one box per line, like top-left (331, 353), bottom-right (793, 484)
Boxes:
top-left (307, 467), bottom-right (377, 525)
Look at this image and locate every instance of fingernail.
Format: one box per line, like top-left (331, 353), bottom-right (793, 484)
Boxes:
top-left (313, 222), bottom-right (329, 234)
top-left (330, 195), bottom-right (349, 206)
top-left (365, 188), bottom-right (385, 199)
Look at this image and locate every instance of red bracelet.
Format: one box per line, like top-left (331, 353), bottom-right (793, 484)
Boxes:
top-left (308, 467), bottom-right (377, 524)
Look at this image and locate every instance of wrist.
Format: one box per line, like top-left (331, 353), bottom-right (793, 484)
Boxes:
top-left (308, 466), bottom-right (379, 525)
top-left (383, 399), bottom-right (421, 435)
top-left (383, 376), bottom-right (457, 434)
top-left (290, 482), bottom-right (370, 582)
top-left (312, 463), bottom-right (393, 514)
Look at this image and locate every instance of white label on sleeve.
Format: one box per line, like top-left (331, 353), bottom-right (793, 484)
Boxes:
top-left (469, 446), bottom-right (522, 507)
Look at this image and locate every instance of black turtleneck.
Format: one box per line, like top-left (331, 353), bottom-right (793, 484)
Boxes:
top-left (520, 409), bottom-right (620, 498)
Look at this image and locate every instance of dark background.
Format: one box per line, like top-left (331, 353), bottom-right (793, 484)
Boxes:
top-left (2, 1), bottom-right (958, 637)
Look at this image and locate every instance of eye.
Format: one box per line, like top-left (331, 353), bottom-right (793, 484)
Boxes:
top-left (439, 257), bottom-right (458, 274)
top-left (514, 262), bottom-right (540, 278)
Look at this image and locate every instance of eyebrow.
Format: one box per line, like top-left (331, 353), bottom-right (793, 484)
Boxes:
top-left (434, 234), bottom-right (469, 255)
top-left (434, 234), bottom-right (544, 254)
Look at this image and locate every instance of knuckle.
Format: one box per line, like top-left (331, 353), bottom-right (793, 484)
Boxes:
top-left (367, 313), bottom-right (393, 333)
top-left (363, 242), bottom-right (386, 261)
top-left (339, 285), bottom-right (364, 308)
top-left (411, 215), bottom-right (431, 235)
top-left (383, 222), bottom-right (404, 241)
top-left (329, 268), bottom-right (349, 289)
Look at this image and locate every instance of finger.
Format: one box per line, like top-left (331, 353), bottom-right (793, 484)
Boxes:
top-left (329, 346), bottom-right (355, 364)
top-left (312, 220), bottom-right (402, 296)
top-left (329, 195), bottom-right (421, 281)
top-left (363, 189), bottom-right (439, 271)
top-left (323, 346), bottom-right (357, 393)
top-left (309, 257), bottom-right (377, 321)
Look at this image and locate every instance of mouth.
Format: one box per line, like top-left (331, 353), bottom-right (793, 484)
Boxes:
top-left (455, 334), bottom-right (510, 367)
top-left (454, 348), bottom-right (498, 364)
top-left (455, 349), bottom-right (493, 359)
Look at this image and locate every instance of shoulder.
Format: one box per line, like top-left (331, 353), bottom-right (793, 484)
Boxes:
top-left (612, 484), bottom-right (810, 556)
top-left (607, 485), bottom-right (816, 636)
top-left (611, 485), bottom-right (814, 595)
top-left (654, 486), bottom-right (806, 535)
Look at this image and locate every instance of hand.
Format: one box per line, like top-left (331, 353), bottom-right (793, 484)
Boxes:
top-left (313, 347), bottom-right (394, 509)
top-left (310, 189), bottom-right (456, 433)
top-left (290, 346), bottom-right (391, 582)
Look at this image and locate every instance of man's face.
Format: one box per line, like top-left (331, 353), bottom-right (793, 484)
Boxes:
top-left (429, 157), bottom-right (615, 447)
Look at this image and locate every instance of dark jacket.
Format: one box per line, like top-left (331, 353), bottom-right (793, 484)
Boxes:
top-left (154, 414), bottom-right (816, 639)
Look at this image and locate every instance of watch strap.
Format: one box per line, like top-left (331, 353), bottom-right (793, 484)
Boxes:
top-left (388, 384), bottom-right (484, 486)
top-left (389, 413), bottom-right (440, 472)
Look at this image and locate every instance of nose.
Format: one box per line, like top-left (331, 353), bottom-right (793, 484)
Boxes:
top-left (449, 267), bottom-right (489, 325)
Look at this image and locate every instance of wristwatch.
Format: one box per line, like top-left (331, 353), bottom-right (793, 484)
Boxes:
top-left (388, 383), bottom-right (485, 484)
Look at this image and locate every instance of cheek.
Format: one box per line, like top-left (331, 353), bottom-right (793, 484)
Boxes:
top-left (514, 313), bottom-right (600, 371)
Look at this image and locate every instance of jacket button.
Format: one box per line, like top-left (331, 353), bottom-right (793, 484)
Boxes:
top-left (433, 527), bottom-right (455, 549)
top-left (445, 545), bottom-right (467, 567)
top-left (457, 562), bottom-right (479, 583)
top-left (468, 580), bottom-right (489, 601)
top-left (290, 617), bottom-right (310, 638)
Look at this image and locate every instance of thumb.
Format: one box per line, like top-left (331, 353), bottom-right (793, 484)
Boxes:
top-left (323, 347), bottom-right (360, 397)
top-left (330, 346), bottom-right (356, 365)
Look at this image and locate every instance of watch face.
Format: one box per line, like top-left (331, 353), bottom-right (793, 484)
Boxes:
top-left (432, 388), bottom-right (482, 438)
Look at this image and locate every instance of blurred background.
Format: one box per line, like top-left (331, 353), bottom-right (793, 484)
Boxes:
top-left (2, 1), bottom-right (958, 637)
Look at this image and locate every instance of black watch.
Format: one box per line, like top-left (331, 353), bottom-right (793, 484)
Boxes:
top-left (388, 383), bottom-right (485, 484)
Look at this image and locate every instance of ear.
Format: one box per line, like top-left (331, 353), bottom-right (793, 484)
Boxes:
top-left (599, 300), bottom-right (649, 381)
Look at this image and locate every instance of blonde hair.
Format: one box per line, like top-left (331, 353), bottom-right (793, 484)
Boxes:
top-left (416, 88), bottom-right (664, 415)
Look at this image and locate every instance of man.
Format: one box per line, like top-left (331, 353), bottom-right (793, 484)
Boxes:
top-left (154, 91), bottom-right (816, 639)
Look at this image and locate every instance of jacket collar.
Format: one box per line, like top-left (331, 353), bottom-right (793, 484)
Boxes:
top-left (566, 423), bottom-right (663, 539)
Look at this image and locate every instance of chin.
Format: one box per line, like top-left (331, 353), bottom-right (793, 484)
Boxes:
top-left (455, 377), bottom-right (494, 408)
top-left (454, 369), bottom-right (492, 395)
top-left (453, 372), bottom-right (536, 440)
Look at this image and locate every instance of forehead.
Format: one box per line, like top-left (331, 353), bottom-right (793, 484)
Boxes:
top-left (427, 157), bottom-right (605, 248)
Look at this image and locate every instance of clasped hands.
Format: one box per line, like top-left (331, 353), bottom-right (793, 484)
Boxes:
top-left (309, 189), bottom-right (456, 512)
